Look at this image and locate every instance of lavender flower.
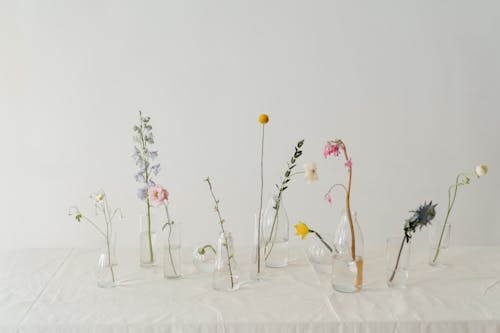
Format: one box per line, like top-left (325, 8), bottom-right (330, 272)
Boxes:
top-left (132, 111), bottom-right (161, 201)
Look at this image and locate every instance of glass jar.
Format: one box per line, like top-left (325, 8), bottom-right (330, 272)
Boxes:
top-left (140, 212), bottom-right (160, 267)
top-left (429, 222), bottom-right (451, 267)
top-left (163, 221), bottom-right (181, 279)
top-left (213, 231), bottom-right (239, 291)
top-left (386, 236), bottom-right (410, 288)
top-left (263, 196), bottom-right (290, 268)
top-left (307, 233), bottom-right (334, 274)
top-left (331, 210), bottom-right (364, 293)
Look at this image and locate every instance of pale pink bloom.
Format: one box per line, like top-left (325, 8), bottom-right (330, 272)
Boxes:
top-left (326, 194), bottom-right (332, 204)
top-left (345, 159), bottom-right (352, 170)
top-left (148, 184), bottom-right (169, 206)
top-left (323, 142), bottom-right (340, 158)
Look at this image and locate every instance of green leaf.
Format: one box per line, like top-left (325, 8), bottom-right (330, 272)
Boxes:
top-left (297, 140), bottom-right (304, 148)
top-left (75, 214), bottom-right (82, 222)
top-left (294, 151), bottom-right (302, 158)
top-left (285, 170), bottom-right (291, 177)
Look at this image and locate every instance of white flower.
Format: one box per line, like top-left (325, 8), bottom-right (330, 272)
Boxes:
top-left (304, 162), bottom-right (318, 183)
top-left (90, 190), bottom-right (106, 204)
top-left (475, 165), bottom-right (488, 177)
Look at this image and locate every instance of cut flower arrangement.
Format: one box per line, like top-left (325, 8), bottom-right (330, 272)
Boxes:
top-left (66, 110), bottom-right (490, 293)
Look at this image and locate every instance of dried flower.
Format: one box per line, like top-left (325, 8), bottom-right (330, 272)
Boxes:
top-left (303, 162), bottom-right (319, 183)
top-left (475, 165), bottom-right (488, 177)
top-left (323, 141), bottom-right (340, 158)
top-left (258, 114), bottom-right (269, 124)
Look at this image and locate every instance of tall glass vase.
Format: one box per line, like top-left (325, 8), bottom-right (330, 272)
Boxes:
top-left (331, 210), bottom-right (364, 293)
top-left (263, 196), bottom-right (290, 268)
top-left (429, 222), bottom-right (451, 267)
top-left (163, 221), bottom-right (181, 279)
top-left (140, 213), bottom-right (159, 267)
top-left (213, 231), bottom-right (239, 291)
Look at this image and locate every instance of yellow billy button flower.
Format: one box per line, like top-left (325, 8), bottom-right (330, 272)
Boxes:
top-left (294, 221), bottom-right (310, 240)
top-left (258, 114), bottom-right (269, 124)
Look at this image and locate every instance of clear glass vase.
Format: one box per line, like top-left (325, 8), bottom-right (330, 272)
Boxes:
top-left (163, 221), bottom-right (181, 279)
top-left (386, 236), bottom-right (410, 288)
top-left (97, 237), bottom-right (118, 288)
top-left (331, 210), bottom-right (364, 293)
top-left (193, 245), bottom-right (216, 273)
top-left (140, 213), bottom-right (160, 267)
top-left (429, 222), bottom-right (451, 267)
top-left (307, 233), bottom-right (334, 274)
top-left (251, 212), bottom-right (266, 281)
top-left (213, 231), bottom-right (239, 291)
top-left (263, 196), bottom-right (290, 268)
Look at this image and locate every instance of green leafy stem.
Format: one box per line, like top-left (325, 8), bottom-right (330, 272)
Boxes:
top-left (264, 139), bottom-right (304, 260)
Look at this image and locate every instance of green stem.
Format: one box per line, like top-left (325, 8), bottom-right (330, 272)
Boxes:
top-left (389, 236), bottom-right (406, 283)
top-left (103, 198), bottom-right (116, 283)
top-left (310, 230), bottom-right (333, 253)
top-left (431, 173), bottom-right (469, 263)
top-left (163, 203), bottom-right (177, 276)
top-left (198, 244), bottom-right (217, 255)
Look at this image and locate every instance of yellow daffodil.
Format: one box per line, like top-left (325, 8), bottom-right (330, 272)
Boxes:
top-left (258, 114), bottom-right (269, 124)
top-left (294, 221), bottom-right (310, 240)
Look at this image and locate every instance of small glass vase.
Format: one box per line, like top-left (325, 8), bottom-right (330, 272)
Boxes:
top-left (163, 221), bottom-right (181, 279)
top-left (429, 222), bottom-right (451, 267)
top-left (307, 233), bottom-right (334, 274)
top-left (386, 236), bottom-right (410, 288)
top-left (331, 210), bottom-right (364, 293)
top-left (140, 213), bottom-right (160, 268)
top-left (263, 196), bottom-right (290, 268)
top-left (213, 231), bottom-right (239, 291)
top-left (251, 212), bottom-right (266, 281)
top-left (193, 245), bottom-right (216, 273)
top-left (97, 238), bottom-right (118, 288)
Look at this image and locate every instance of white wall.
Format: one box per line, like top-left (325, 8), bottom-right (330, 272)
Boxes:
top-left (1, 0), bottom-right (499, 249)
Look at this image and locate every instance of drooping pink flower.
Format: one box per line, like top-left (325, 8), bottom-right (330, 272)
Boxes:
top-left (326, 194), bottom-right (332, 204)
top-left (345, 159), bottom-right (352, 170)
top-left (323, 142), bottom-right (340, 158)
top-left (148, 184), bottom-right (169, 206)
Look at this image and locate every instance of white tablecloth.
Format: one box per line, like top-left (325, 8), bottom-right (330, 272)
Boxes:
top-left (1, 247), bottom-right (500, 333)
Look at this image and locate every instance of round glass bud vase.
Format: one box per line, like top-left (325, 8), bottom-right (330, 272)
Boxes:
top-left (263, 196), bottom-right (290, 268)
top-left (429, 222), bottom-right (451, 268)
top-left (331, 210), bottom-right (364, 293)
top-left (213, 231), bottom-right (239, 292)
top-left (307, 233), bottom-right (334, 274)
top-left (193, 245), bottom-right (216, 273)
top-left (386, 236), bottom-right (411, 288)
top-left (163, 221), bottom-right (181, 279)
top-left (140, 213), bottom-right (160, 268)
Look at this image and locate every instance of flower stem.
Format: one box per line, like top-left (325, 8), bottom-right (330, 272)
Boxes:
top-left (139, 112), bottom-right (154, 265)
top-left (257, 125), bottom-right (265, 274)
top-left (103, 197), bottom-right (115, 283)
top-left (431, 173), bottom-right (468, 264)
top-left (205, 178), bottom-right (234, 289)
top-left (163, 203), bottom-right (177, 276)
top-left (310, 230), bottom-right (333, 253)
top-left (389, 236), bottom-right (406, 283)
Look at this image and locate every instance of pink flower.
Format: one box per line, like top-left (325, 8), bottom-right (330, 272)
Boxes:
top-left (326, 194), bottom-right (332, 204)
top-left (148, 184), bottom-right (169, 206)
top-left (323, 142), bottom-right (340, 158)
top-left (345, 159), bottom-right (352, 170)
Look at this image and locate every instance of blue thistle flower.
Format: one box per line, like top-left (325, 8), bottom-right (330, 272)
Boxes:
top-left (404, 201), bottom-right (437, 242)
